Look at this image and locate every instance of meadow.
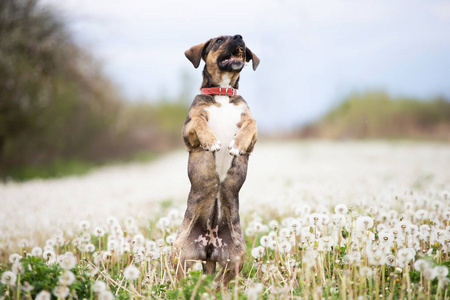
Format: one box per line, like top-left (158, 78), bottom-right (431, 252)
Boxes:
top-left (0, 141), bottom-right (449, 299)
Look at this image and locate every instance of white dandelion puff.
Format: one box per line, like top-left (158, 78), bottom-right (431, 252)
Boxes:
top-left (356, 216), bottom-right (374, 230)
top-left (245, 226), bottom-right (256, 236)
top-left (99, 291), bottom-right (114, 300)
top-left (268, 220), bottom-right (279, 230)
top-left (1, 271), bottom-right (17, 286)
top-left (18, 238), bottom-right (29, 248)
top-left (81, 232), bottom-right (91, 243)
top-left (386, 254), bottom-right (396, 267)
top-left (279, 241), bottom-right (292, 253)
top-left (35, 290), bottom-right (51, 300)
top-left (85, 243), bottom-right (96, 253)
top-left (335, 204), bottom-right (348, 215)
top-left (132, 234), bottom-right (145, 246)
top-left (12, 262), bottom-right (24, 274)
top-left (166, 234), bottom-right (176, 245)
top-left (102, 251), bottom-right (112, 261)
top-left (414, 259), bottom-right (432, 273)
top-left (94, 226), bottom-right (106, 237)
top-left (59, 255), bottom-right (77, 270)
top-left (146, 240), bottom-right (157, 251)
top-left (331, 214), bottom-right (346, 226)
top-left (422, 268), bottom-right (437, 281)
top-left (192, 261), bottom-right (203, 271)
top-left (368, 252), bottom-right (387, 266)
top-left (156, 217), bottom-right (170, 231)
top-left (93, 281), bottom-right (107, 293)
top-left (59, 271), bottom-right (76, 285)
top-left (156, 239), bottom-right (165, 247)
top-left (9, 253), bottom-right (22, 264)
top-left (124, 265), bottom-right (140, 280)
top-left (53, 285), bottom-right (70, 298)
top-left (31, 247), bottom-right (43, 257)
top-left (360, 266), bottom-right (373, 277)
top-left (433, 266), bottom-right (449, 279)
top-left (43, 250), bottom-right (56, 263)
top-left (251, 246), bottom-right (265, 259)
top-left (260, 235), bottom-right (272, 248)
top-left (414, 209), bottom-right (428, 220)
top-left (79, 220), bottom-right (91, 231)
top-left (397, 248), bottom-right (415, 263)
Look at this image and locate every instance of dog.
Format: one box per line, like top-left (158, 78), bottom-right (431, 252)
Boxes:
top-left (173, 34), bottom-right (259, 286)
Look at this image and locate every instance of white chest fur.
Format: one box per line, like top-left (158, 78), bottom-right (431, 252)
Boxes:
top-left (205, 96), bottom-right (244, 181)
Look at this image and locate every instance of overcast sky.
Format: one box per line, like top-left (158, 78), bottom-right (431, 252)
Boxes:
top-left (42, 0), bottom-right (450, 132)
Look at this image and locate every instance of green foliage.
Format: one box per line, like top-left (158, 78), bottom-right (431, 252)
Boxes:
top-left (19, 257), bottom-right (62, 294)
top-left (301, 91), bottom-right (450, 140)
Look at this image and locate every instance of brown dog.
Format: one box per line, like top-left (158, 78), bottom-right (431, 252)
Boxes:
top-left (173, 35), bottom-right (259, 286)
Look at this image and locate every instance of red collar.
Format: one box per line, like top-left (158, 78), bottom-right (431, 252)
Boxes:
top-left (200, 87), bottom-right (237, 96)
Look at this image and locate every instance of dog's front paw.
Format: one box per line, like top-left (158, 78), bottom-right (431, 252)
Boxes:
top-left (201, 139), bottom-right (221, 152)
top-left (228, 140), bottom-right (244, 157)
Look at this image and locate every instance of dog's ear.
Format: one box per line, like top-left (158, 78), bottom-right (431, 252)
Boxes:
top-left (245, 47), bottom-right (260, 71)
top-left (185, 40), bottom-right (211, 69)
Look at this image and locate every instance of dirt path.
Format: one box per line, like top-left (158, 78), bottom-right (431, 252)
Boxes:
top-left (1, 141), bottom-right (449, 240)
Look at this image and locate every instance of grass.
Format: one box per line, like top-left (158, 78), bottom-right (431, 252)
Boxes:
top-left (0, 191), bottom-right (449, 299)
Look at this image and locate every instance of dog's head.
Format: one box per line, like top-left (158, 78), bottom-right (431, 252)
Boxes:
top-left (185, 35), bottom-right (260, 88)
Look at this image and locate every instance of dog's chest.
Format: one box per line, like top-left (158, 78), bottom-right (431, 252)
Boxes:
top-left (205, 96), bottom-right (244, 181)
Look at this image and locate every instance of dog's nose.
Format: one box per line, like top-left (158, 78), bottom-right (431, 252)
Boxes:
top-left (233, 34), bottom-right (243, 40)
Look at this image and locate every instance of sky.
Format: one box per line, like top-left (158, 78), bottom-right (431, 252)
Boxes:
top-left (42, 0), bottom-right (450, 132)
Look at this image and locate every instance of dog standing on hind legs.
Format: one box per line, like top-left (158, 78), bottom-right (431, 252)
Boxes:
top-left (173, 34), bottom-right (260, 286)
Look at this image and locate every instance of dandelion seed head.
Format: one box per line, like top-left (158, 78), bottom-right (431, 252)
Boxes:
top-left (35, 290), bottom-right (51, 300)
top-left (59, 270), bottom-right (76, 285)
top-left (260, 235), bottom-right (272, 248)
top-left (414, 259), bottom-right (433, 272)
top-left (422, 268), bottom-right (437, 281)
top-left (11, 261), bottom-right (24, 275)
top-left (335, 204), bottom-right (348, 215)
top-left (156, 217), bottom-right (170, 231)
top-left (99, 290), bottom-right (114, 300)
top-left (360, 266), bottom-right (373, 277)
top-left (43, 250), bottom-right (56, 263)
top-left (156, 238), bottom-right (165, 247)
top-left (279, 241), bottom-right (292, 254)
top-left (53, 285), bottom-right (70, 298)
top-left (433, 265), bottom-right (449, 279)
top-left (124, 265), bottom-right (140, 280)
top-left (79, 220), bottom-right (91, 231)
top-left (268, 220), bottom-right (279, 230)
top-left (2, 271), bottom-right (17, 286)
top-left (31, 246), bottom-right (43, 257)
top-left (9, 253), bottom-right (22, 264)
top-left (245, 226), bottom-right (255, 236)
top-left (59, 254), bottom-right (77, 270)
top-left (414, 209), bottom-right (428, 220)
top-left (84, 243), bottom-right (95, 252)
top-left (166, 234), bottom-right (176, 245)
top-left (94, 226), bottom-right (106, 237)
top-left (331, 214), bottom-right (346, 226)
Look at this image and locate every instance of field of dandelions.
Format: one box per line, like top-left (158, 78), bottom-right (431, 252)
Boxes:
top-left (1, 141), bottom-right (450, 299)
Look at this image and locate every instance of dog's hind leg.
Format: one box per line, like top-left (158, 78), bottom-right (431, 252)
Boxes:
top-left (173, 149), bottom-right (220, 277)
top-left (213, 154), bottom-right (249, 286)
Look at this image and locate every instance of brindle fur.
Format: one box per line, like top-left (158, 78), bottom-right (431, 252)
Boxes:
top-left (174, 35), bottom-right (259, 286)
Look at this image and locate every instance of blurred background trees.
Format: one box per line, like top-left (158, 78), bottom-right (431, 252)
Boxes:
top-left (299, 91), bottom-right (450, 140)
top-left (0, 0), bottom-right (187, 180)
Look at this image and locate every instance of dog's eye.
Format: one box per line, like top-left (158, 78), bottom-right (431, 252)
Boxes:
top-left (216, 38), bottom-right (223, 43)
